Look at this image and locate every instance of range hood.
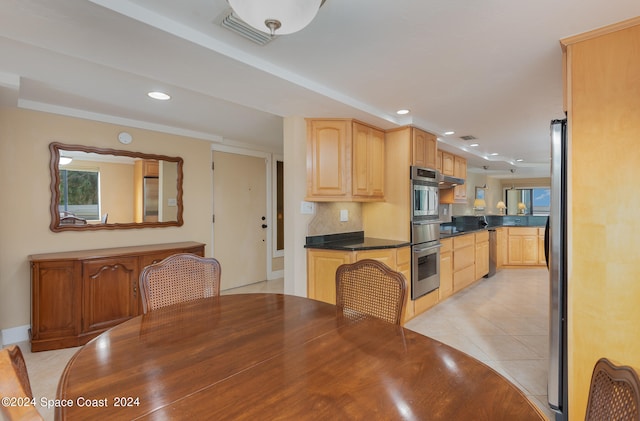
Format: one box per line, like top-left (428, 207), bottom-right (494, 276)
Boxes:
top-left (438, 173), bottom-right (465, 189)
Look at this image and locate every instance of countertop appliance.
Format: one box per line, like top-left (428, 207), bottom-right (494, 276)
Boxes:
top-left (410, 166), bottom-right (441, 300)
top-left (547, 118), bottom-right (568, 421)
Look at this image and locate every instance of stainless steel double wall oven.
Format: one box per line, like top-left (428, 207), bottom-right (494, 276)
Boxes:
top-left (410, 167), bottom-right (441, 300)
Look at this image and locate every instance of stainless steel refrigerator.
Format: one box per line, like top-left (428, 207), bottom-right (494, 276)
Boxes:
top-left (143, 176), bottom-right (159, 222)
top-left (547, 118), bottom-right (568, 421)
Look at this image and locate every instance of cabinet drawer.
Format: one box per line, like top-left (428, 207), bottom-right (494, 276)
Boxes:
top-left (355, 248), bottom-right (396, 268)
top-left (475, 230), bottom-right (489, 242)
top-left (453, 265), bottom-right (475, 292)
top-left (453, 234), bottom-right (474, 249)
top-left (508, 227), bottom-right (539, 236)
top-left (453, 244), bottom-right (475, 271)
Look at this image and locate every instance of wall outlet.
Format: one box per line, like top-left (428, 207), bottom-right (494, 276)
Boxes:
top-left (300, 201), bottom-right (315, 215)
top-left (340, 209), bottom-right (348, 222)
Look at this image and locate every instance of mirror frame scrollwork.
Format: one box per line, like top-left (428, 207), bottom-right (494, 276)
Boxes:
top-left (49, 142), bottom-right (184, 232)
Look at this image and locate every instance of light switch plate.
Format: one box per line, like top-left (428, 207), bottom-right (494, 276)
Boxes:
top-left (300, 201), bottom-right (315, 215)
top-left (168, 198), bottom-right (177, 207)
top-left (340, 209), bottom-right (348, 222)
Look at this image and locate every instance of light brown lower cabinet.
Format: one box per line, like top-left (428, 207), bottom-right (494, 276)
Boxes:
top-left (450, 232), bottom-right (490, 294)
top-left (475, 231), bottom-right (490, 279)
top-left (453, 234), bottom-right (476, 292)
top-left (30, 241), bottom-right (205, 351)
top-left (307, 246), bottom-right (416, 322)
top-left (507, 227), bottom-right (545, 266)
top-left (438, 238), bottom-right (453, 301)
top-left (307, 233), bottom-right (492, 324)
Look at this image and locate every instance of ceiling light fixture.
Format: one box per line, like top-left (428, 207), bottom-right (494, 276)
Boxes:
top-left (469, 143), bottom-right (479, 147)
top-left (228, 0), bottom-right (324, 36)
top-left (490, 152), bottom-right (499, 156)
top-left (147, 91), bottom-right (171, 100)
top-left (396, 109), bottom-right (410, 115)
top-left (59, 156), bottom-right (72, 165)
top-left (516, 158), bottom-right (524, 162)
top-left (443, 131), bottom-right (455, 136)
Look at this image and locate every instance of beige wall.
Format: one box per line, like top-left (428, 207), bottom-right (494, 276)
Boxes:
top-left (0, 107), bottom-right (213, 331)
top-left (283, 116), bottom-right (314, 297)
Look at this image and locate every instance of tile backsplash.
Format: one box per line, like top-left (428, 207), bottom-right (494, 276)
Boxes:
top-left (308, 202), bottom-right (362, 236)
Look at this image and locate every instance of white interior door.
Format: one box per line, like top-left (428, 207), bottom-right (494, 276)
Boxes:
top-left (212, 151), bottom-right (267, 290)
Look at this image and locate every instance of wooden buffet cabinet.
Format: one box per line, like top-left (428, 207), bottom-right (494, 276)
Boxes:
top-left (29, 241), bottom-right (205, 351)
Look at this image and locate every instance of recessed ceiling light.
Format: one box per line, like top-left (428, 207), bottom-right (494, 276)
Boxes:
top-left (443, 131), bottom-right (455, 136)
top-left (147, 91), bottom-right (171, 100)
top-left (469, 143), bottom-right (479, 147)
top-left (516, 158), bottom-right (524, 162)
top-left (490, 152), bottom-right (499, 156)
top-left (396, 109), bottom-right (410, 115)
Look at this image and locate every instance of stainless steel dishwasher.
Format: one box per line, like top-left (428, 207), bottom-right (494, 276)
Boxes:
top-left (487, 229), bottom-right (497, 277)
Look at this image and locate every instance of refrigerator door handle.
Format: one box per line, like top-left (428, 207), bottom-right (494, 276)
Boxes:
top-left (544, 218), bottom-right (550, 269)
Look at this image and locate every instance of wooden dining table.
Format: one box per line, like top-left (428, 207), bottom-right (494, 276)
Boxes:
top-left (56, 293), bottom-right (545, 420)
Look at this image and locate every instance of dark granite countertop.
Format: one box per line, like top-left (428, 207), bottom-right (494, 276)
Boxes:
top-left (305, 231), bottom-right (410, 251)
top-left (439, 226), bottom-right (488, 239)
top-left (440, 215), bottom-right (547, 239)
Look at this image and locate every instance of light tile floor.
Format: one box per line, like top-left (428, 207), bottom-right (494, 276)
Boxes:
top-left (9, 270), bottom-right (553, 420)
top-left (405, 268), bottom-right (553, 420)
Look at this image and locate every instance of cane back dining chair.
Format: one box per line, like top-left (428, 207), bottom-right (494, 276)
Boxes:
top-left (139, 253), bottom-right (221, 313)
top-left (335, 259), bottom-right (407, 325)
top-left (585, 357), bottom-right (640, 421)
top-left (0, 345), bottom-right (43, 421)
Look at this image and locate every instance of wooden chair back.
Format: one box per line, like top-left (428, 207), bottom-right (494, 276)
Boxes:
top-left (585, 357), bottom-right (640, 421)
top-left (0, 345), bottom-right (43, 421)
top-left (139, 253), bottom-right (221, 313)
top-left (335, 259), bottom-right (407, 325)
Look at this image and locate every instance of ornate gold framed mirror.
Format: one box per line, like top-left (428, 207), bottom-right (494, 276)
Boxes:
top-left (49, 142), bottom-right (184, 232)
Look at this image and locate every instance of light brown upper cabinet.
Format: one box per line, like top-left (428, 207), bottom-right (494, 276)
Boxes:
top-left (306, 119), bottom-right (385, 202)
top-left (412, 128), bottom-right (437, 169)
top-left (440, 153), bottom-right (467, 204)
top-left (441, 151), bottom-right (455, 176)
top-left (453, 155), bottom-right (467, 201)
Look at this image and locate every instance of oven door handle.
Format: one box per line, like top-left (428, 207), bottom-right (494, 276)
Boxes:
top-left (412, 220), bottom-right (444, 225)
top-left (413, 244), bottom-right (442, 253)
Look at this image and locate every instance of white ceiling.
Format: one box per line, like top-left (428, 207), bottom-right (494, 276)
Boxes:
top-left (1, 0), bottom-right (639, 178)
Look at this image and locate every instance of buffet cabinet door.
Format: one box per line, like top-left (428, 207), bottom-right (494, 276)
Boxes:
top-left (82, 257), bottom-right (139, 333)
top-left (31, 260), bottom-right (82, 343)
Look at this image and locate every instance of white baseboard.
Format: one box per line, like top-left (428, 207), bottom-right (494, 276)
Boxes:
top-left (1, 325), bottom-right (30, 346)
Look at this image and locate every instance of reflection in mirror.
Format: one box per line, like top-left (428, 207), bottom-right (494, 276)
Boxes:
top-left (50, 143), bottom-right (183, 232)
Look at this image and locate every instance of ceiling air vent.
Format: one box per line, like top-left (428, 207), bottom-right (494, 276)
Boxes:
top-left (459, 135), bottom-right (477, 141)
top-left (220, 11), bottom-right (274, 46)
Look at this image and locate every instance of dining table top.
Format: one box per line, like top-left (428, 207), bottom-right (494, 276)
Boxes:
top-left (56, 293), bottom-right (545, 420)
